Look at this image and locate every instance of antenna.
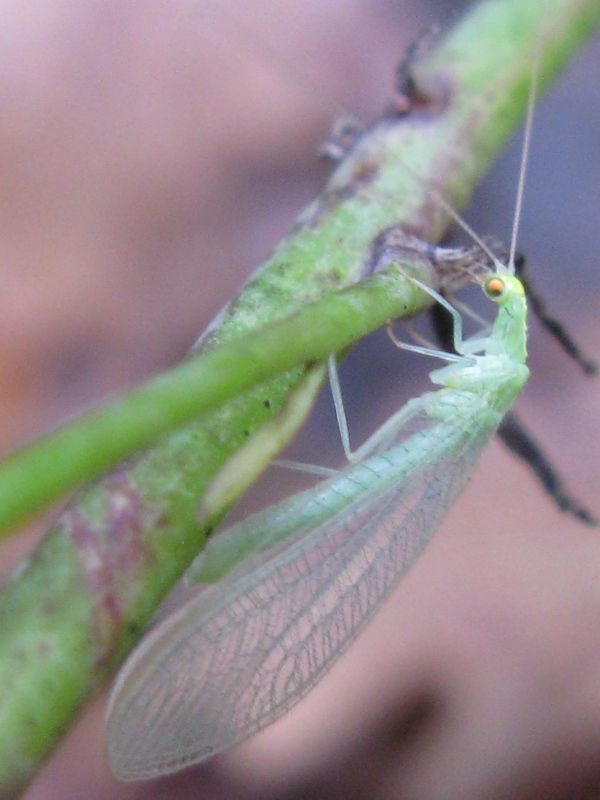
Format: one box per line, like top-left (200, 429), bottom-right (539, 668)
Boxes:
top-left (508, 47), bottom-right (540, 271)
top-left (426, 190), bottom-right (506, 271)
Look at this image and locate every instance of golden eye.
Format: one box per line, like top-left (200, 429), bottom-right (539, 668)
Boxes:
top-left (485, 276), bottom-right (505, 297)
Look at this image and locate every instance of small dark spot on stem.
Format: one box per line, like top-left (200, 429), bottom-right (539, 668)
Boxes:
top-left (37, 642), bottom-right (51, 659)
top-left (21, 714), bottom-right (38, 730)
top-left (127, 620), bottom-right (142, 637)
top-left (43, 599), bottom-right (57, 615)
top-left (351, 160), bottom-right (379, 188)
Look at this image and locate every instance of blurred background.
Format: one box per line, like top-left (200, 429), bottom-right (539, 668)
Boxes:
top-left (2, 0), bottom-right (597, 798)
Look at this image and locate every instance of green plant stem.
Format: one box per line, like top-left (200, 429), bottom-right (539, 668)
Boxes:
top-left (0, 0), bottom-right (597, 795)
top-left (0, 269), bottom-right (431, 538)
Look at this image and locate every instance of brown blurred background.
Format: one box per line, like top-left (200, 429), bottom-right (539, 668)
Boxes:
top-left (7, 1), bottom-right (600, 798)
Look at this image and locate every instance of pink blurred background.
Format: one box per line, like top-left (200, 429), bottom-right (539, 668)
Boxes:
top-left (0, 0), bottom-right (596, 797)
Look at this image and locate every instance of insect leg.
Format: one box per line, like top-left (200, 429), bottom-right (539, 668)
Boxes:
top-left (393, 270), bottom-right (495, 360)
top-left (274, 351), bottom-right (425, 472)
top-left (514, 254), bottom-right (598, 374)
top-left (393, 272), bottom-right (471, 355)
top-left (498, 411), bottom-right (598, 526)
top-left (328, 353), bottom-right (433, 463)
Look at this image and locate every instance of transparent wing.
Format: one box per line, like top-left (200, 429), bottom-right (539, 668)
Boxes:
top-left (107, 410), bottom-right (492, 781)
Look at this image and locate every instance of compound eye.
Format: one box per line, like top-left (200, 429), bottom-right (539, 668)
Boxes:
top-left (485, 276), bottom-right (506, 298)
